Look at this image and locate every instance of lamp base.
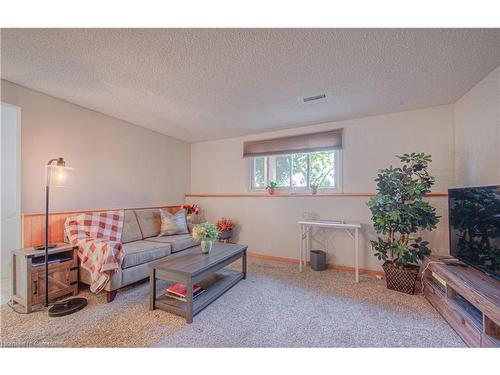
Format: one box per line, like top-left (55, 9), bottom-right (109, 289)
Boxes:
top-left (48, 297), bottom-right (87, 317)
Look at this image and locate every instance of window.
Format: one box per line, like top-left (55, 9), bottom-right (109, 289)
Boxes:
top-left (250, 150), bottom-right (341, 192)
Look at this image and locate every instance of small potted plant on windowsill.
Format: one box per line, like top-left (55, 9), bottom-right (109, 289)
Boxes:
top-left (309, 167), bottom-right (333, 195)
top-left (367, 152), bottom-right (440, 294)
top-left (192, 222), bottom-right (220, 254)
top-left (266, 181), bottom-right (278, 195)
top-left (217, 217), bottom-right (235, 242)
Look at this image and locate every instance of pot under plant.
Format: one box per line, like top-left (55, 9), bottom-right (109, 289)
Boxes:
top-left (266, 182), bottom-right (278, 195)
top-left (218, 229), bottom-right (233, 241)
top-left (382, 261), bottom-right (420, 295)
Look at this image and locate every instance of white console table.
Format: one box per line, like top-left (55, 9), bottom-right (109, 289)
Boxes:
top-left (298, 220), bottom-right (362, 282)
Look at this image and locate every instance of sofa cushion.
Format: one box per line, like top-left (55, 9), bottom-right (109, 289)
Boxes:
top-left (121, 210), bottom-right (143, 244)
top-left (135, 209), bottom-right (161, 239)
top-left (121, 240), bottom-right (171, 269)
top-left (159, 208), bottom-right (189, 236)
top-left (145, 234), bottom-right (199, 253)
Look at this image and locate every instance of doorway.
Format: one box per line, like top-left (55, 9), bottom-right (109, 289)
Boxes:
top-left (1, 102), bottom-right (21, 300)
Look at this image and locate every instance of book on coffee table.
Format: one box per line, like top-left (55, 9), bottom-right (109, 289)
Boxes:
top-left (166, 288), bottom-right (206, 302)
top-left (167, 282), bottom-right (201, 297)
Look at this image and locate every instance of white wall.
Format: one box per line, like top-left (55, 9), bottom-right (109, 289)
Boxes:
top-left (6, 63), bottom-right (498, 273)
top-left (454, 66), bottom-right (500, 186)
top-left (189, 105), bottom-right (455, 271)
top-left (1, 80), bottom-right (191, 213)
top-left (192, 106), bottom-right (455, 193)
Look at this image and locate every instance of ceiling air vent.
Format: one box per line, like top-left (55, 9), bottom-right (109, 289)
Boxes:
top-left (298, 92), bottom-right (328, 106)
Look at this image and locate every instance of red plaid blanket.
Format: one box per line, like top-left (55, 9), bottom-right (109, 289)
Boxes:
top-left (65, 210), bottom-right (124, 293)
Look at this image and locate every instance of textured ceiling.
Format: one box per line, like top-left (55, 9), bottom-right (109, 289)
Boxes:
top-left (1, 29), bottom-right (500, 142)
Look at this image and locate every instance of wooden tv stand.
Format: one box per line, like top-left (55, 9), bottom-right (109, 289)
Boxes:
top-left (422, 255), bottom-right (500, 347)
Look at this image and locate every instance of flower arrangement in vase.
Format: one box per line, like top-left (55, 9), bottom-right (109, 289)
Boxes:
top-left (191, 222), bottom-right (220, 254)
top-left (217, 218), bottom-right (235, 241)
top-left (181, 204), bottom-right (200, 224)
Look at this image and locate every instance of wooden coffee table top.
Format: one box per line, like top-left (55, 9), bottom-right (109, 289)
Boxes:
top-left (149, 242), bottom-right (247, 277)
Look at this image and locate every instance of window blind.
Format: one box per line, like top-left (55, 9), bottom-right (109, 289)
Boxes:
top-left (243, 129), bottom-right (342, 158)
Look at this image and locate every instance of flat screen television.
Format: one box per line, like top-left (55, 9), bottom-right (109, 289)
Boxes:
top-left (448, 185), bottom-right (500, 280)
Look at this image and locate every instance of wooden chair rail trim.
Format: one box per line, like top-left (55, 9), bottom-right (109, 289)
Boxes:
top-left (21, 204), bottom-right (182, 248)
top-left (186, 192), bottom-right (448, 198)
top-left (247, 251), bottom-right (385, 277)
top-left (22, 204), bottom-right (181, 217)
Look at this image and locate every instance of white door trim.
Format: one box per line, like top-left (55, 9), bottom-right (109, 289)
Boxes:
top-left (1, 102), bottom-right (22, 288)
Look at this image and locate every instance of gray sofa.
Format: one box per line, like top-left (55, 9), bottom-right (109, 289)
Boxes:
top-left (79, 208), bottom-right (198, 301)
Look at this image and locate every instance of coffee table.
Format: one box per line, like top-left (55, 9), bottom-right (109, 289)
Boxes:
top-left (149, 242), bottom-right (247, 323)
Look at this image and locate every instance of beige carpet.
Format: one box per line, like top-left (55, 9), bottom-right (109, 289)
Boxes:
top-left (0, 258), bottom-right (465, 347)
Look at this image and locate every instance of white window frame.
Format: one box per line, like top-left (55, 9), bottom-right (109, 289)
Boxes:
top-left (249, 155), bottom-right (268, 191)
top-left (248, 150), bottom-right (343, 193)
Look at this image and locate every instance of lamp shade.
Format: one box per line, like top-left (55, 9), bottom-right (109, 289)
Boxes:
top-left (45, 164), bottom-right (74, 188)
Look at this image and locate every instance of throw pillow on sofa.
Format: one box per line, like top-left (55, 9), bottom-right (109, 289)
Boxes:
top-left (159, 208), bottom-right (189, 236)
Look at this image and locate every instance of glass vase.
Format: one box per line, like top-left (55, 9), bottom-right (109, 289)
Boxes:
top-left (201, 240), bottom-right (213, 254)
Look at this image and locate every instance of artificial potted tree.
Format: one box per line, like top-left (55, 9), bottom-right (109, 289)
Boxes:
top-left (367, 153), bottom-right (440, 294)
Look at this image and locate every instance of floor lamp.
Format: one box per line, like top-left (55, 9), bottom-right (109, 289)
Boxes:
top-left (44, 157), bottom-right (87, 317)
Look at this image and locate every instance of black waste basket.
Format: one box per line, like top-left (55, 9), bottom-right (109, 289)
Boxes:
top-left (310, 250), bottom-right (326, 271)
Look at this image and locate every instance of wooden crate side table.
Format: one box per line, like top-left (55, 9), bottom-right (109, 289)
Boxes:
top-left (11, 243), bottom-right (79, 313)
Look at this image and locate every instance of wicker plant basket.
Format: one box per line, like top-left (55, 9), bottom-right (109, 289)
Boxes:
top-left (382, 261), bottom-right (420, 295)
